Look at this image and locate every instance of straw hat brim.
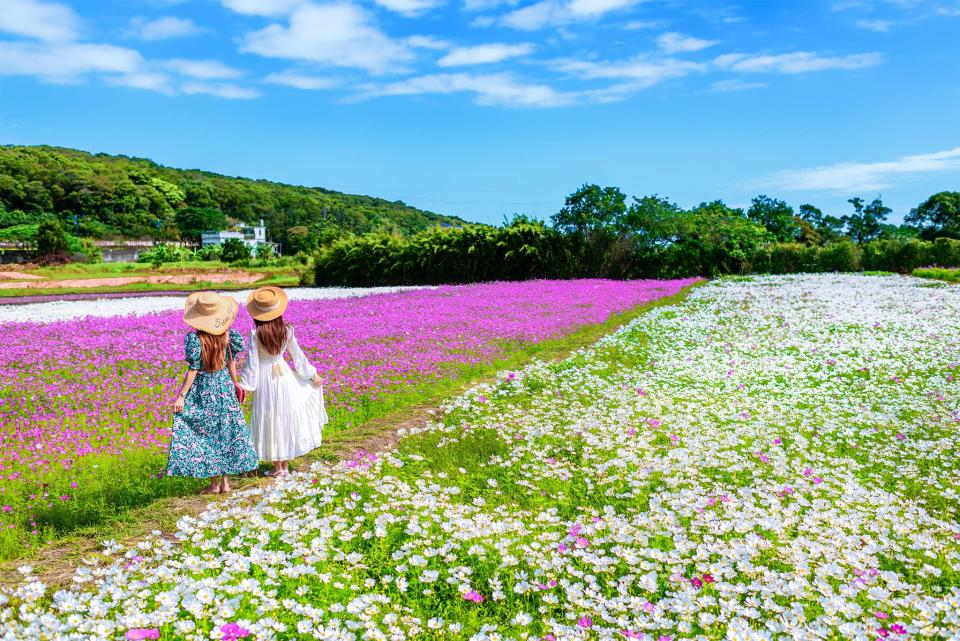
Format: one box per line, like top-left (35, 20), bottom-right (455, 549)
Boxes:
top-left (183, 293), bottom-right (238, 335)
top-left (246, 286), bottom-right (289, 322)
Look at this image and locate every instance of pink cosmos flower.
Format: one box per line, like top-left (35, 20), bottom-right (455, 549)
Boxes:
top-left (659, 636), bottom-right (673, 641)
top-left (875, 612), bottom-right (889, 620)
top-left (221, 623), bottom-right (250, 641)
top-left (125, 629), bottom-right (160, 640)
top-left (506, 372), bottom-right (516, 380)
top-left (627, 429), bottom-right (637, 437)
top-left (889, 624), bottom-right (907, 634)
top-left (642, 601), bottom-right (655, 613)
top-left (575, 537), bottom-right (590, 548)
top-left (462, 590), bottom-right (484, 603)
top-left (569, 523), bottom-right (581, 536)
top-left (477, 395), bottom-right (487, 403)
top-left (877, 628), bottom-right (889, 638)
top-left (1, 506), bottom-right (10, 513)
top-left (702, 573), bottom-right (715, 583)
top-left (558, 543), bottom-right (568, 553)
top-left (546, 457), bottom-right (556, 464)
top-left (773, 438), bottom-right (782, 445)
top-left (577, 616), bottom-right (593, 629)
top-left (803, 467), bottom-right (813, 476)
top-left (895, 433), bottom-right (906, 440)
top-left (648, 418), bottom-right (661, 428)
top-left (813, 477), bottom-right (824, 484)
top-left (690, 577), bottom-right (703, 589)
top-left (544, 635), bottom-right (556, 641)
top-left (636, 388), bottom-right (647, 396)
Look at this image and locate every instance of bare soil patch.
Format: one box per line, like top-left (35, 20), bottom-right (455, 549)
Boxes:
top-left (0, 271), bottom-right (46, 282)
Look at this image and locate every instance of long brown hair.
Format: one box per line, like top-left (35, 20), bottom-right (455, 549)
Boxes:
top-left (197, 330), bottom-right (228, 372)
top-left (255, 316), bottom-right (288, 356)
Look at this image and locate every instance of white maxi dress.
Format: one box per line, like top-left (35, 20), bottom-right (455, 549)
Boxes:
top-left (238, 326), bottom-right (327, 462)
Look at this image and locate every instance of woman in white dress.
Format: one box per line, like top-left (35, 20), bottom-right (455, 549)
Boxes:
top-left (238, 286), bottom-right (327, 477)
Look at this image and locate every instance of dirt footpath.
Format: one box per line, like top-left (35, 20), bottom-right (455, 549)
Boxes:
top-left (3, 272), bottom-right (266, 289)
top-left (0, 271), bottom-right (46, 281)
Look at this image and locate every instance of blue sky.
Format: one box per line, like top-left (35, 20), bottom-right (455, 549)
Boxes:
top-left (0, 0), bottom-right (958, 225)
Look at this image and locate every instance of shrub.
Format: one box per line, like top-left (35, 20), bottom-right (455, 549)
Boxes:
top-left (930, 237), bottom-right (960, 267)
top-left (862, 239), bottom-right (932, 273)
top-left (36, 219), bottom-right (68, 258)
top-left (220, 238), bottom-right (251, 263)
top-left (817, 241), bottom-right (860, 272)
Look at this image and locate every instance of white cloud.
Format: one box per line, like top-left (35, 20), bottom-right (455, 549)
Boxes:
top-left (710, 78), bottom-right (765, 92)
top-left (181, 81), bottom-right (261, 99)
top-left (372, 0), bottom-right (445, 16)
top-left (751, 147), bottom-right (960, 192)
top-left (498, 0), bottom-right (644, 30)
top-left (220, 0), bottom-right (306, 16)
top-left (656, 32), bottom-right (718, 53)
top-left (624, 19), bottom-right (663, 29)
top-left (463, 0), bottom-right (519, 10)
top-left (241, 3), bottom-right (412, 74)
top-left (0, 40), bottom-right (142, 81)
top-left (855, 18), bottom-right (893, 31)
top-left (355, 72), bottom-right (575, 107)
top-left (107, 71), bottom-right (175, 94)
top-left (162, 58), bottom-right (245, 79)
top-left (557, 56), bottom-right (704, 86)
top-left (0, 0), bottom-right (81, 41)
top-left (713, 51), bottom-right (882, 73)
top-left (437, 43), bottom-right (534, 67)
top-left (128, 16), bottom-right (203, 41)
top-left (407, 35), bottom-right (451, 49)
top-left (264, 69), bottom-right (339, 89)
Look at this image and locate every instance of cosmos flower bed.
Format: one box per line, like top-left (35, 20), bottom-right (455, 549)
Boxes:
top-left (3, 274), bottom-right (957, 640)
top-left (0, 279), bottom-right (695, 554)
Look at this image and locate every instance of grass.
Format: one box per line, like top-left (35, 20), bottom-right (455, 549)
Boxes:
top-left (0, 281), bottom-right (702, 583)
top-left (0, 260), bottom-right (304, 297)
top-left (913, 266), bottom-right (960, 283)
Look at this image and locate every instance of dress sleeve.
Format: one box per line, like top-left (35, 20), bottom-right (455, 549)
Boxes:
top-left (228, 329), bottom-right (245, 359)
top-left (237, 328), bottom-right (259, 392)
top-left (286, 326), bottom-right (317, 379)
top-left (184, 332), bottom-right (201, 371)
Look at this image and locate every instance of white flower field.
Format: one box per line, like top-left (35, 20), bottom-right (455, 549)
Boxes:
top-left (2, 274), bottom-right (958, 641)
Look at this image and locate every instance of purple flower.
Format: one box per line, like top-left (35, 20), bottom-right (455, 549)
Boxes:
top-left (125, 629), bottom-right (159, 640)
top-left (220, 622), bottom-right (250, 640)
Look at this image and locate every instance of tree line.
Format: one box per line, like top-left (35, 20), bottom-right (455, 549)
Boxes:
top-left (314, 185), bottom-right (960, 285)
top-left (0, 145), bottom-right (464, 253)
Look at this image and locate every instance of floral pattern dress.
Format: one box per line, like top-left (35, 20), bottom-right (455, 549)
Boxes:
top-left (166, 330), bottom-right (259, 478)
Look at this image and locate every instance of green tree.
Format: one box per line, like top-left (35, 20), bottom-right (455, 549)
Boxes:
top-left (175, 207), bottom-right (227, 242)
top-left (845, 197), bottom-right (890, 243)
top-left (551, 184), bottom-right (627, 235)
top-left (256, 243), bottom-right (275, 261)
top-left (747, 195), bottom-right (799, 242)
top-left (36, 218), bottom-right (68, 258)
top-left (286, 225), bottom-right (318, 255)
top-left (905, 191), bottom-right (960, 240)
top-left (220, 238), bottom-right (251, 263)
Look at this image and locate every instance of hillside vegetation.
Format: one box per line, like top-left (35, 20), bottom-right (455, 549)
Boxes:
top-left (0, 146), bottom-right (465, 252)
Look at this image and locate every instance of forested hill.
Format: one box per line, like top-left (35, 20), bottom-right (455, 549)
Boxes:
top-left (0, 145), bottom-right (467, 249)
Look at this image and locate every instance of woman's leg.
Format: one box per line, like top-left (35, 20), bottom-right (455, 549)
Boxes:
top-left (220, 476), bottom-right (231, 493)
top-left (204, 477), bottom-right (221, 494)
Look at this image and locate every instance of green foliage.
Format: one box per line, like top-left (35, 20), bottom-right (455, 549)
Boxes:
top-left (861, 238), bottom-right (933, 273)
top-left (747, 195), bottom-right (800, 242)
top-left (316, 220), bottom-right (570, 286)
top-left (0, 223), bottom-right (38, 242)
top-left (36, 218), bottom-right (67, 257)
top-left (551, 184), bottom-right (627, 235)
top-left (845, 196), bottom-right (890, 243)
top-left (175, 206), bottom-right (227, 242)
top-left (913, 267), bottom-right (960, 283)
top-left (220, 238), bottom-right (251, 263)
top-left (137, 243), bottom-right (195, 264)
top-left (0, 145), bottom-right (465, 246)
top-left (906, 191), bottom-right (960, 240)
top-left (255, 243), bottom-right (275, 261)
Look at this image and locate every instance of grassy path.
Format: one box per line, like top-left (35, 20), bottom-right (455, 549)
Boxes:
top-left (0, 282), bottom-right (701, 588)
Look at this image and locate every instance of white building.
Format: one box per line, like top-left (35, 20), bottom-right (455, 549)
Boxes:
top-left (201, 219), bottom-right (280, 255)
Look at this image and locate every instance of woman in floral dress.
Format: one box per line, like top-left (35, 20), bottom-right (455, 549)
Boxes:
top-left (167, 292), bottom-right (259, 493)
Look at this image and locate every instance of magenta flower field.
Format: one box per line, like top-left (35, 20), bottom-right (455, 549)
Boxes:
top-left (0, 279), bottom-right (695, 555)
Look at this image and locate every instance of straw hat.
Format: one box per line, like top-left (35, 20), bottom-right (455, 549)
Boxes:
top-left (247, 286), bottom-right (288, 322)
top-left (183, 292), bottom-right (238, 335)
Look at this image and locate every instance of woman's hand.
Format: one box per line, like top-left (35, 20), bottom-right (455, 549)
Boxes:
top-left (312, 374), bottom-right (323, 387)
top-left (173, 394), bottom-right (185, 413)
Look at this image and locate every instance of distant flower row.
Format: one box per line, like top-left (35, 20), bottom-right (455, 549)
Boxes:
top-left (3, 274), bottom-right (957, 640)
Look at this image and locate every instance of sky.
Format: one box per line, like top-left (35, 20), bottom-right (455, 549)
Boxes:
top-left (0, 0), bottom-right (958, 225)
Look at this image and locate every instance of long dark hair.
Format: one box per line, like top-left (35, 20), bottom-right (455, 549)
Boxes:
top-left (197, 330), bottom-right (228, 372)
top-left (255, 316), bottom-right (288, 356)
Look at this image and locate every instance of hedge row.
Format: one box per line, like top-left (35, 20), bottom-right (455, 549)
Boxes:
top-left (314, 225), bottom-right (960, 286)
